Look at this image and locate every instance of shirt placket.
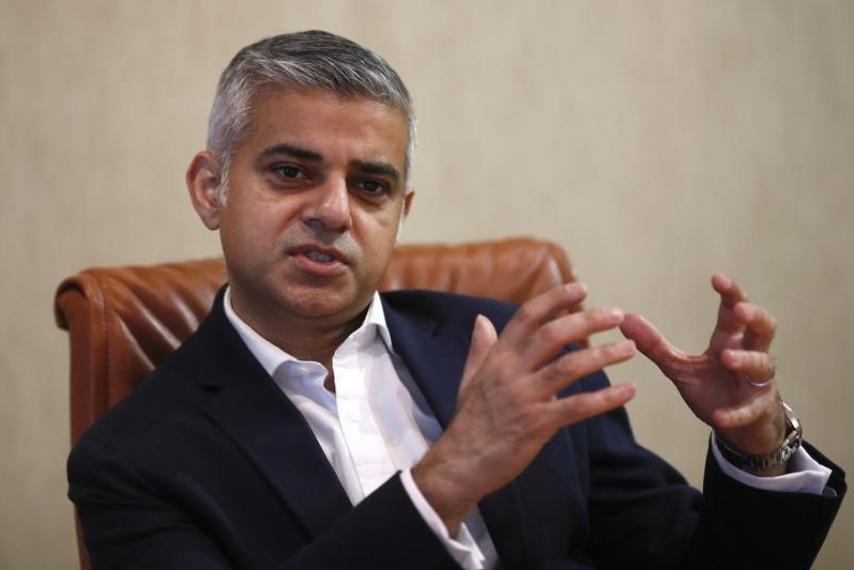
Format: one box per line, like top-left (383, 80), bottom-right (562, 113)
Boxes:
top-left (333, 335), bottom-right (398, 499)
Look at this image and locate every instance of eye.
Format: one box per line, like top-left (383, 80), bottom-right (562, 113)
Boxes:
top-left (353, 179), bottom-right (390, 196)
top-left (271, 164), bottom-right (305, 180)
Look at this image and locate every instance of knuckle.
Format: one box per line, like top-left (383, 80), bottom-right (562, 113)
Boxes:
top-left (583, 310), bottom-right (601, 325)
top-left (601, 342), bottom-right (623, 360)
top-left (541, 363), bottom-right (567, 386)
top-left (515, 305), bottom-right (536, 326)
top-left (556, 355), bottom-right (581, 379)
top-left (578, 312), bottom-right (600, 332)
top-left (537, 322), bottom-right (561, 345)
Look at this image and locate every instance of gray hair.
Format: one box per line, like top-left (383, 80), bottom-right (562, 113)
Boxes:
top-left (207, 30), bottom-right (417, 194)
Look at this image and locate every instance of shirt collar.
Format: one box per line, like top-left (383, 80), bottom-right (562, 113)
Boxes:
top-left (223, 287), bottom-right (393, 378)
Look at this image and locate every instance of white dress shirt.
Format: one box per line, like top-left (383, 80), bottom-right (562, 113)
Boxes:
top-left (224, 288), bottom-right (495, 570)
top-left (223, 288), bottom-right (831, 570)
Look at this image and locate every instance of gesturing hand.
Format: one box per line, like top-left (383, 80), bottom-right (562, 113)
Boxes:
top-left (412, 283), bottom-right (638, 533)
top-left (619, 274), bottom-right (786, 462)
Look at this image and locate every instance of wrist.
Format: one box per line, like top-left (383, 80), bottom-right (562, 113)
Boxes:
top-left (715, 401), bottom-right (803, 476)
top-left (411, 441), bottom-right (481, 534)
top-left (720, 395), bottom-right (788, 456)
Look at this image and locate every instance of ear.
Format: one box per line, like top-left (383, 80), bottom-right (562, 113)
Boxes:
top-left (396, 190), bottom-right (415, 243)
top-left (402, 189), bottom-right (415, 217)
top-left (186, 151), bottom-right (224, 230)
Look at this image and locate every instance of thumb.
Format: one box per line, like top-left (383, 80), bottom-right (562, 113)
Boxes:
top-left (460, 314), bottom-right (498, 393)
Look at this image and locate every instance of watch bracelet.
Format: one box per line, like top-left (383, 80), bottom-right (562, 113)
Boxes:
top-left (715, 402), bottom-right (803, 473)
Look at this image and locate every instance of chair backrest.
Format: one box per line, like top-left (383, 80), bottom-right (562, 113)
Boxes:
top-left (54, 236), bottom-right (580, 570)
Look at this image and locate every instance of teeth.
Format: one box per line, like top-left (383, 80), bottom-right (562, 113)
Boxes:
top-left (305, 250), bottom-right (334, 263)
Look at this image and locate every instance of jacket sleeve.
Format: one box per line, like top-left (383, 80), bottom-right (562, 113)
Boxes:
top-left (688, 441), bottom-right (846, 570)
top-left (579, 370), bottom-right (846, 570)
top-left (69, 434), bottom-right (463, 570)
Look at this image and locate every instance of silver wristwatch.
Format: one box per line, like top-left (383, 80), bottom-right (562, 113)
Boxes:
top-left (715, 402), bottom-right (803, 473)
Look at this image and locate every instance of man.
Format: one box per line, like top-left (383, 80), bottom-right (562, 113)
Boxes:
top-left (68, 30), bottom-right (845, 569)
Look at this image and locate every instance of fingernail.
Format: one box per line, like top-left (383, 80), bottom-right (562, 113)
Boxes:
top-left (567, 282), bottom-right (587, 295)
top-left (603, 306), bottom-right (624, 319)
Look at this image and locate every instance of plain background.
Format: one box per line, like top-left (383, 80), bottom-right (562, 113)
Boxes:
top-left (2, 1), bottom-right (852, 567)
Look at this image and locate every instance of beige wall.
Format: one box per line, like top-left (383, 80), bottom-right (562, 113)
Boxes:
top-left (2, 0), bottom-right (852, 567)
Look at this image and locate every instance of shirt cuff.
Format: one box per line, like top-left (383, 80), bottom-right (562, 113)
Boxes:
top-left (711, 435), bottom-right (832, 495)
top-left (400, 469), bottom-right (486, 570)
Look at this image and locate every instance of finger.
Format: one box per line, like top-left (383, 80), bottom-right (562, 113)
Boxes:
top-left (733, 302), bottom-right (777, 353)
top-left (500, 282), bottom-right (588, 346)
top-left (712, 273), bottom-right (750, 308)
top-left (710, 273), bottom-right (748, 352)
top-left (720, 349), bottom-right (776, 385)
top-left (547, 383), bottom-right (637, 428)
top-left (535, 340), bottom-right (636, 396)
top-left (521, 307), bottom-right (626, 370)
top-left (620, 312), bottom-right (686, 377)
top-left (459, 315), bottom-right (498, 393)
top-left (709, 274), bottom-right (749, 348)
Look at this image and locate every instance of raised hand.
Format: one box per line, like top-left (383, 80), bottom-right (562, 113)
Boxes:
top-left (412, 283), bottom-right (638, 533)
top-left (619, 274), bottom-right (786, 463)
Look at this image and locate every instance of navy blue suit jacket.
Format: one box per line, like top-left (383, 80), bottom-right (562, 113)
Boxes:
top-left (68, 289), bottom-right (845, 569)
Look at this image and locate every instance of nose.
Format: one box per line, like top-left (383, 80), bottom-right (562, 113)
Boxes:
top-left (302, 176), bottom-right (351, 233)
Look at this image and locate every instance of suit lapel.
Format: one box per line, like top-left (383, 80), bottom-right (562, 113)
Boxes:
top-left (382, 293), bottom-right (532, 567)
top-left (381, 299), bottom-right (465, 428)
top-left (192, 292), bottom-right (352, 538)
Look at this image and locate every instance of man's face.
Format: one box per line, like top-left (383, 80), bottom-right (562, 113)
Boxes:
top-left (196, 89), bottom-right (412, 331)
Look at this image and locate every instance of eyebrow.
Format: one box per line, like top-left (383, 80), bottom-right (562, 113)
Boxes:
top-left (259, 143), bottom-right (323, 162)
top-left (352, 160), bottom-right (401, 184)
top-left (259, 143), bottom-right (401, 183)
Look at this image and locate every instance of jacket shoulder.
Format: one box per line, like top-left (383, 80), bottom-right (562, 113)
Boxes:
top-left (380, 289), bottom-right (519, 332)
top-left (71, 298), bottom-right (237, 445)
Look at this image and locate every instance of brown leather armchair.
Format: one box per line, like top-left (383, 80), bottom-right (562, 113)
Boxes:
top-left (54, 237), bottom-right (580, 570)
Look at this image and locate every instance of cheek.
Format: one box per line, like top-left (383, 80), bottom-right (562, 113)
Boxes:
top-left (224, 195), bottom-right (295, 243)
top-left (221, 207), bottom-right (275, 262)
top-left (357, 210), bottom-right (400, 249)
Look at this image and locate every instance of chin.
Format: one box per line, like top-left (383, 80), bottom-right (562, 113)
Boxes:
top-left (283, 288), bottom-right (367, 321)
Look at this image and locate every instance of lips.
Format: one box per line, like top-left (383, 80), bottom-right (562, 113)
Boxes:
top-left (288, 244), bottom-right (349, 266)
top-left (304, 250), bottom-right (335, 263)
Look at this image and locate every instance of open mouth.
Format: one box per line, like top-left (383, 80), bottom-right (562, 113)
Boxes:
top-left (288, 244), bottom-right (349, 275)
top-left (303, 250), bottom-right (336, 263)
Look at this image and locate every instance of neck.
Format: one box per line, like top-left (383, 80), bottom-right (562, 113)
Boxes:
top-left (228, 289), bottom-right (369, 369)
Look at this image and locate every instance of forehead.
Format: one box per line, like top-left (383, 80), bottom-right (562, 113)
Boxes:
top-left (240, 88), bottom-right (409, 169)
